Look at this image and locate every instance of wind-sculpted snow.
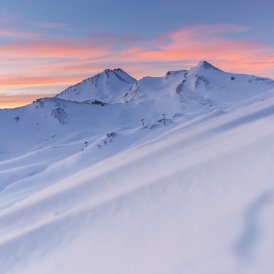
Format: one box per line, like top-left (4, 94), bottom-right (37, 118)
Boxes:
top-left (0, 62), bottom-right (274, 274)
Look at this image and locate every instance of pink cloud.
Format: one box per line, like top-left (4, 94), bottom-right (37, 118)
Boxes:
top-left (0, 75), bottom-right (86, 89)
top-left (0, 39), bottom-right (108, 58)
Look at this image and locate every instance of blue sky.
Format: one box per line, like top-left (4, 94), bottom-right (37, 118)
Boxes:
top-left (2, 0), bottom-right (274, 39)
top-left (0, 0), bottom-right (274, 107)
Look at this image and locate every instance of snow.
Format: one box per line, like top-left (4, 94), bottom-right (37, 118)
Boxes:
top-left (56, 68), bottom-right (136, 103)
top-left (0, 61), bottom-right (274, 274)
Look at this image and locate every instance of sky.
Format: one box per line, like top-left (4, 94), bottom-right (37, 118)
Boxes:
top-left (1, 0), bottom-right (274, 108)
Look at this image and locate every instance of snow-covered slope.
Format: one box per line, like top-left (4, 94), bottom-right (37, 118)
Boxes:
top-left (1, 96), bottom-right (274, 274)
top-left (1, 61), bottom-right (274, 274)
top-left (56, 68), bottom-right (136, 103)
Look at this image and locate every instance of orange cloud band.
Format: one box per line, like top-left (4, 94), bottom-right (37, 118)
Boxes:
top-left (0, 93), bottom-right (53, 109)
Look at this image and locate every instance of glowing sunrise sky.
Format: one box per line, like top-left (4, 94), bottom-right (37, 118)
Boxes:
top-left (1, 0), bottom-right (274, 108)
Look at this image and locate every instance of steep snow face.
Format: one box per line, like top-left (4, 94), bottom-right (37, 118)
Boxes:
top-left (56, 68), bottom-right (136, 103)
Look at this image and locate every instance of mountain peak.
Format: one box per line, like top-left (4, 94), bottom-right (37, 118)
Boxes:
top-left (103, 68), bottom-right (112, 73)
top-left (100, 68), bottom-right (136, 83)
top-left (166, 70), bottom-right (187, 79)
top-left (113, 68), bottom-right (125, 73)
top-left (56, 67), bottom-right (136, 103)
top-left (195, 61), bottom-right (222, 71)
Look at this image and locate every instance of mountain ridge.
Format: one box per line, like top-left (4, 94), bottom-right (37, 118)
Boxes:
top-left (53, 61), bottom-right (274, 105)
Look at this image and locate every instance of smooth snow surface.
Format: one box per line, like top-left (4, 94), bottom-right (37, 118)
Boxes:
top-left (1, 62), bottom-right (274, 274)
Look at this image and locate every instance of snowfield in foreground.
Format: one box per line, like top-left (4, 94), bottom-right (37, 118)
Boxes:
top-left (0, 62), bottom-right (274, 274)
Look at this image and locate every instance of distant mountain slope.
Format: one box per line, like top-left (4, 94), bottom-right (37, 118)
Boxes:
top-left (56, 68), bottom-right (136, 103)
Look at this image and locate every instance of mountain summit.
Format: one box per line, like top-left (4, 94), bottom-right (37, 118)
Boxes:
top-left (56, 68), bottom-right (136, 103)
top-left (196, 60), bottom-right (222, 71)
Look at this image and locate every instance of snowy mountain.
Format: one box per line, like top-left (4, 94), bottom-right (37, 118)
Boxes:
top-left (1, 61), bottom-right (274, 274)
top-left (56, 61), bottom-right (274, 109)
top-left (56, 68), bottom-right (136, 103)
